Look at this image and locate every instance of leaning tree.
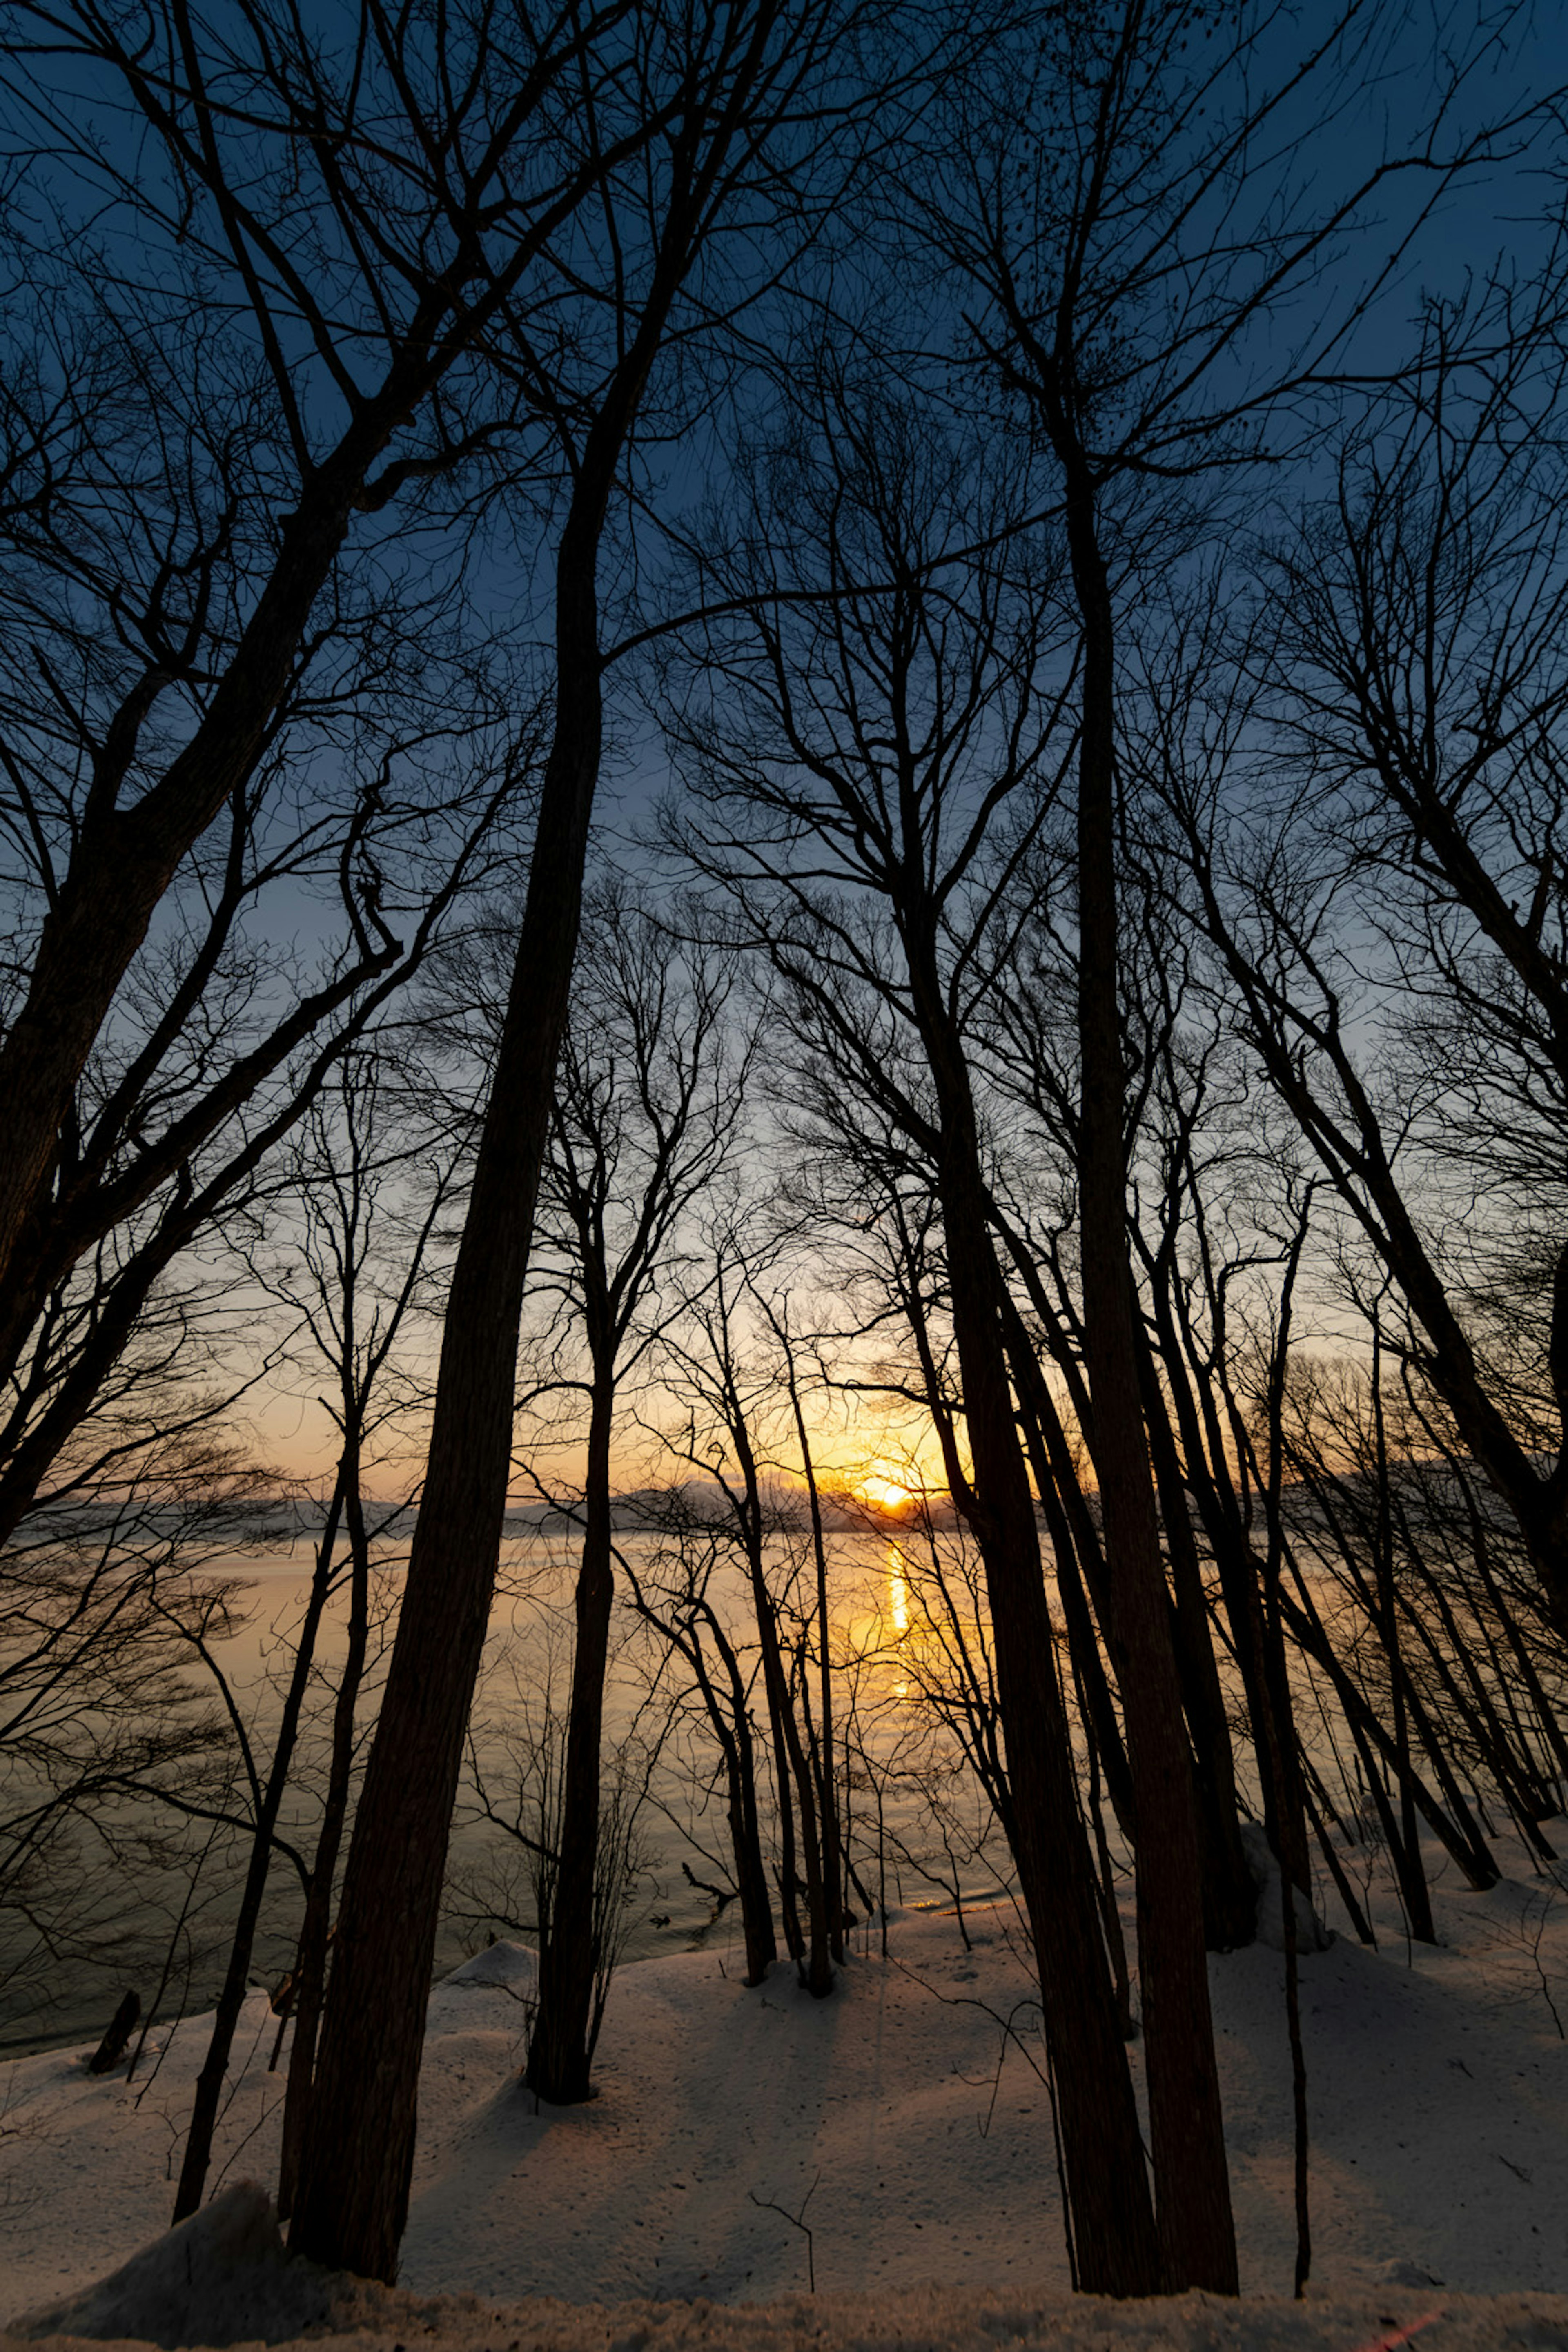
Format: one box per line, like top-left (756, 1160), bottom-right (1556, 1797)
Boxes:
top-left (289, 0), bottom-right (927, 2280)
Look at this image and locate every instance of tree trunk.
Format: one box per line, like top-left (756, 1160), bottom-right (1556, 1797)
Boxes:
top-left (724, 1421), bottom-right (832, 1998)
top-left (686, 1611), bottom-right (777, 1985)
top-left (1063, 457), bottom-right (1237, 2296)
top-left (525, 1367), bottom-right (616, 2102)
top-left (728, 1401), bottom-right (842, 1994)
top-left (1369, 1331), bottom-right (1437, 1942)
top-left (1000, 1296), bottom-right (1135, 1834)
top-left (276, 1472), bottom-right (373, 2220)
top-left (1132, 1330), bottom-right (1256, 1950)
top-left (288, 486), bottom-right (611, 2281)
top-left (173, 1470), bottom-right (350, 2221)
top-left (938, 1141), bottom-right (1160, 2294)
top-left (1147, 1272), bottom-right (1315, 1907)
top-left (775, 1334), bottom-right (846, 1963)
top-left (898, 927), bottom-right (1160, 2294)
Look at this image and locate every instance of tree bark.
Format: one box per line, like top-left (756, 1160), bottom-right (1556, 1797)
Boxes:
top-left (287, 488), bottom-right (610, 2279)
top-left (1063, 456), bottom-right (1237, 2295)
top-left (524, 1367), bottom-right (616, 2103)
top-left (903, 943), bottom-right (1160, 2296)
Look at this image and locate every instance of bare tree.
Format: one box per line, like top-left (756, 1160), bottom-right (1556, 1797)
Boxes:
top-left (488, 889), bottom-right (753, 2101)
top-left (0, 0), bottom-right (690, 1538)
top-left (449, 1619), bottom-right (662, 2076)
top-left (290, 1), bottom-right (909, 2277)
top-left (920, 0), bottom-right (1548, 2291)
top-left (619, 1507), bottom-right (779, 1988)
top-left (662, 384), bottom-right (1163, 2292)
top-left (654, 1243), bottom-right (837, 1997)
top-left (172, 1053), bottom-right (454, 2219)
top-left (0, 0), bottom-right (685, 1290)
top-left (0, 1432), bottom-right (260, 2041)
top-left (1160, 272), bottom-right (1568, 1628)
top-left (749, 1288), bottom-right (849, 1966)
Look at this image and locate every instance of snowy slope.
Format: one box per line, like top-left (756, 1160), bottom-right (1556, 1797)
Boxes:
top-left (5, 2178), bottom-right (1568, 2352)
top-left (2, 1858), bottom-right (1566, 2341)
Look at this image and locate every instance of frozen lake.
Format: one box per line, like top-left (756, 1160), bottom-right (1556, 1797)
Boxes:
top-left (0, 1521), bottom-right (1016, 2056)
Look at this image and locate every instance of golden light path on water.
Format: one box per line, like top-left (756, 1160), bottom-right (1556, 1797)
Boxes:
top-left (851, 1463), bottom-right (921, 1684)
top-left (886, 1541), bottom-right (911, 1694)
top-left (887, 1546), bottom-right (911, 1637)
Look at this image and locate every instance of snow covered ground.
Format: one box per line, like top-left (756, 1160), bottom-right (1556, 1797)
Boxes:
top-left (2, 1849), bottom-right (1567, 2349)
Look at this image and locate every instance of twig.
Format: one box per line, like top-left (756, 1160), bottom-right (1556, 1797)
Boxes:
top-left (748, 2169), bottom-right (820, 2292)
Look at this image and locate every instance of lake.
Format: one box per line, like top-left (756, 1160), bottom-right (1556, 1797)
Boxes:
top-left (0, 1522), bottom-right (1018, 2057)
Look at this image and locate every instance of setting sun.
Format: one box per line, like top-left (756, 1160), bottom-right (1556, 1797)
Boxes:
top-left (858, 1472), bottom-right (913, 1512)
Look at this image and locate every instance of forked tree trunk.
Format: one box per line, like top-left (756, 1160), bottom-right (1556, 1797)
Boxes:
top-left (902, 944), bottom-right (1160, 2296)
top-left (771, 1324), bottom-right (846, 1963)
top-left (525, 1369), bottom-right (617, 2103)
top-left (729, 1425), bottom-right (833, 1997)
top-left (1063, 457), bottom-right (1237, 2296)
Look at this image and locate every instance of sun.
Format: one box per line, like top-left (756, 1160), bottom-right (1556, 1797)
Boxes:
top-left (858, 1472), bottom-right (913, 1512)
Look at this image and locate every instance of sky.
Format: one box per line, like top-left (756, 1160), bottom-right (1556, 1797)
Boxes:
top-left (8, 0), bottom-right (1568, 1506)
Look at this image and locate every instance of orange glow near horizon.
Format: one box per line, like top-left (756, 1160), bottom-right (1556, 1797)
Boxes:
top-left (837, 1451), bottom-right (944, 1516)
top-left (248, 1362), bottom-right (958, 1513)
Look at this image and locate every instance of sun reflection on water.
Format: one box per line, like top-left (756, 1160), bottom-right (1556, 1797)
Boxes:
top-left (886, 1542), bottom-right (911, 1635)
top-left (886, 1542), bottom-right (911, 1695)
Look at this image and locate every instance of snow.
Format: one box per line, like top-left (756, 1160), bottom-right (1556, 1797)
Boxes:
top-left (3, 1853), bottom-right (1568, 2352)
top-left (1238, 1822), bottom-right (1332, 1954)
top-left (4, 2182), bottom-right (330, 2346)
